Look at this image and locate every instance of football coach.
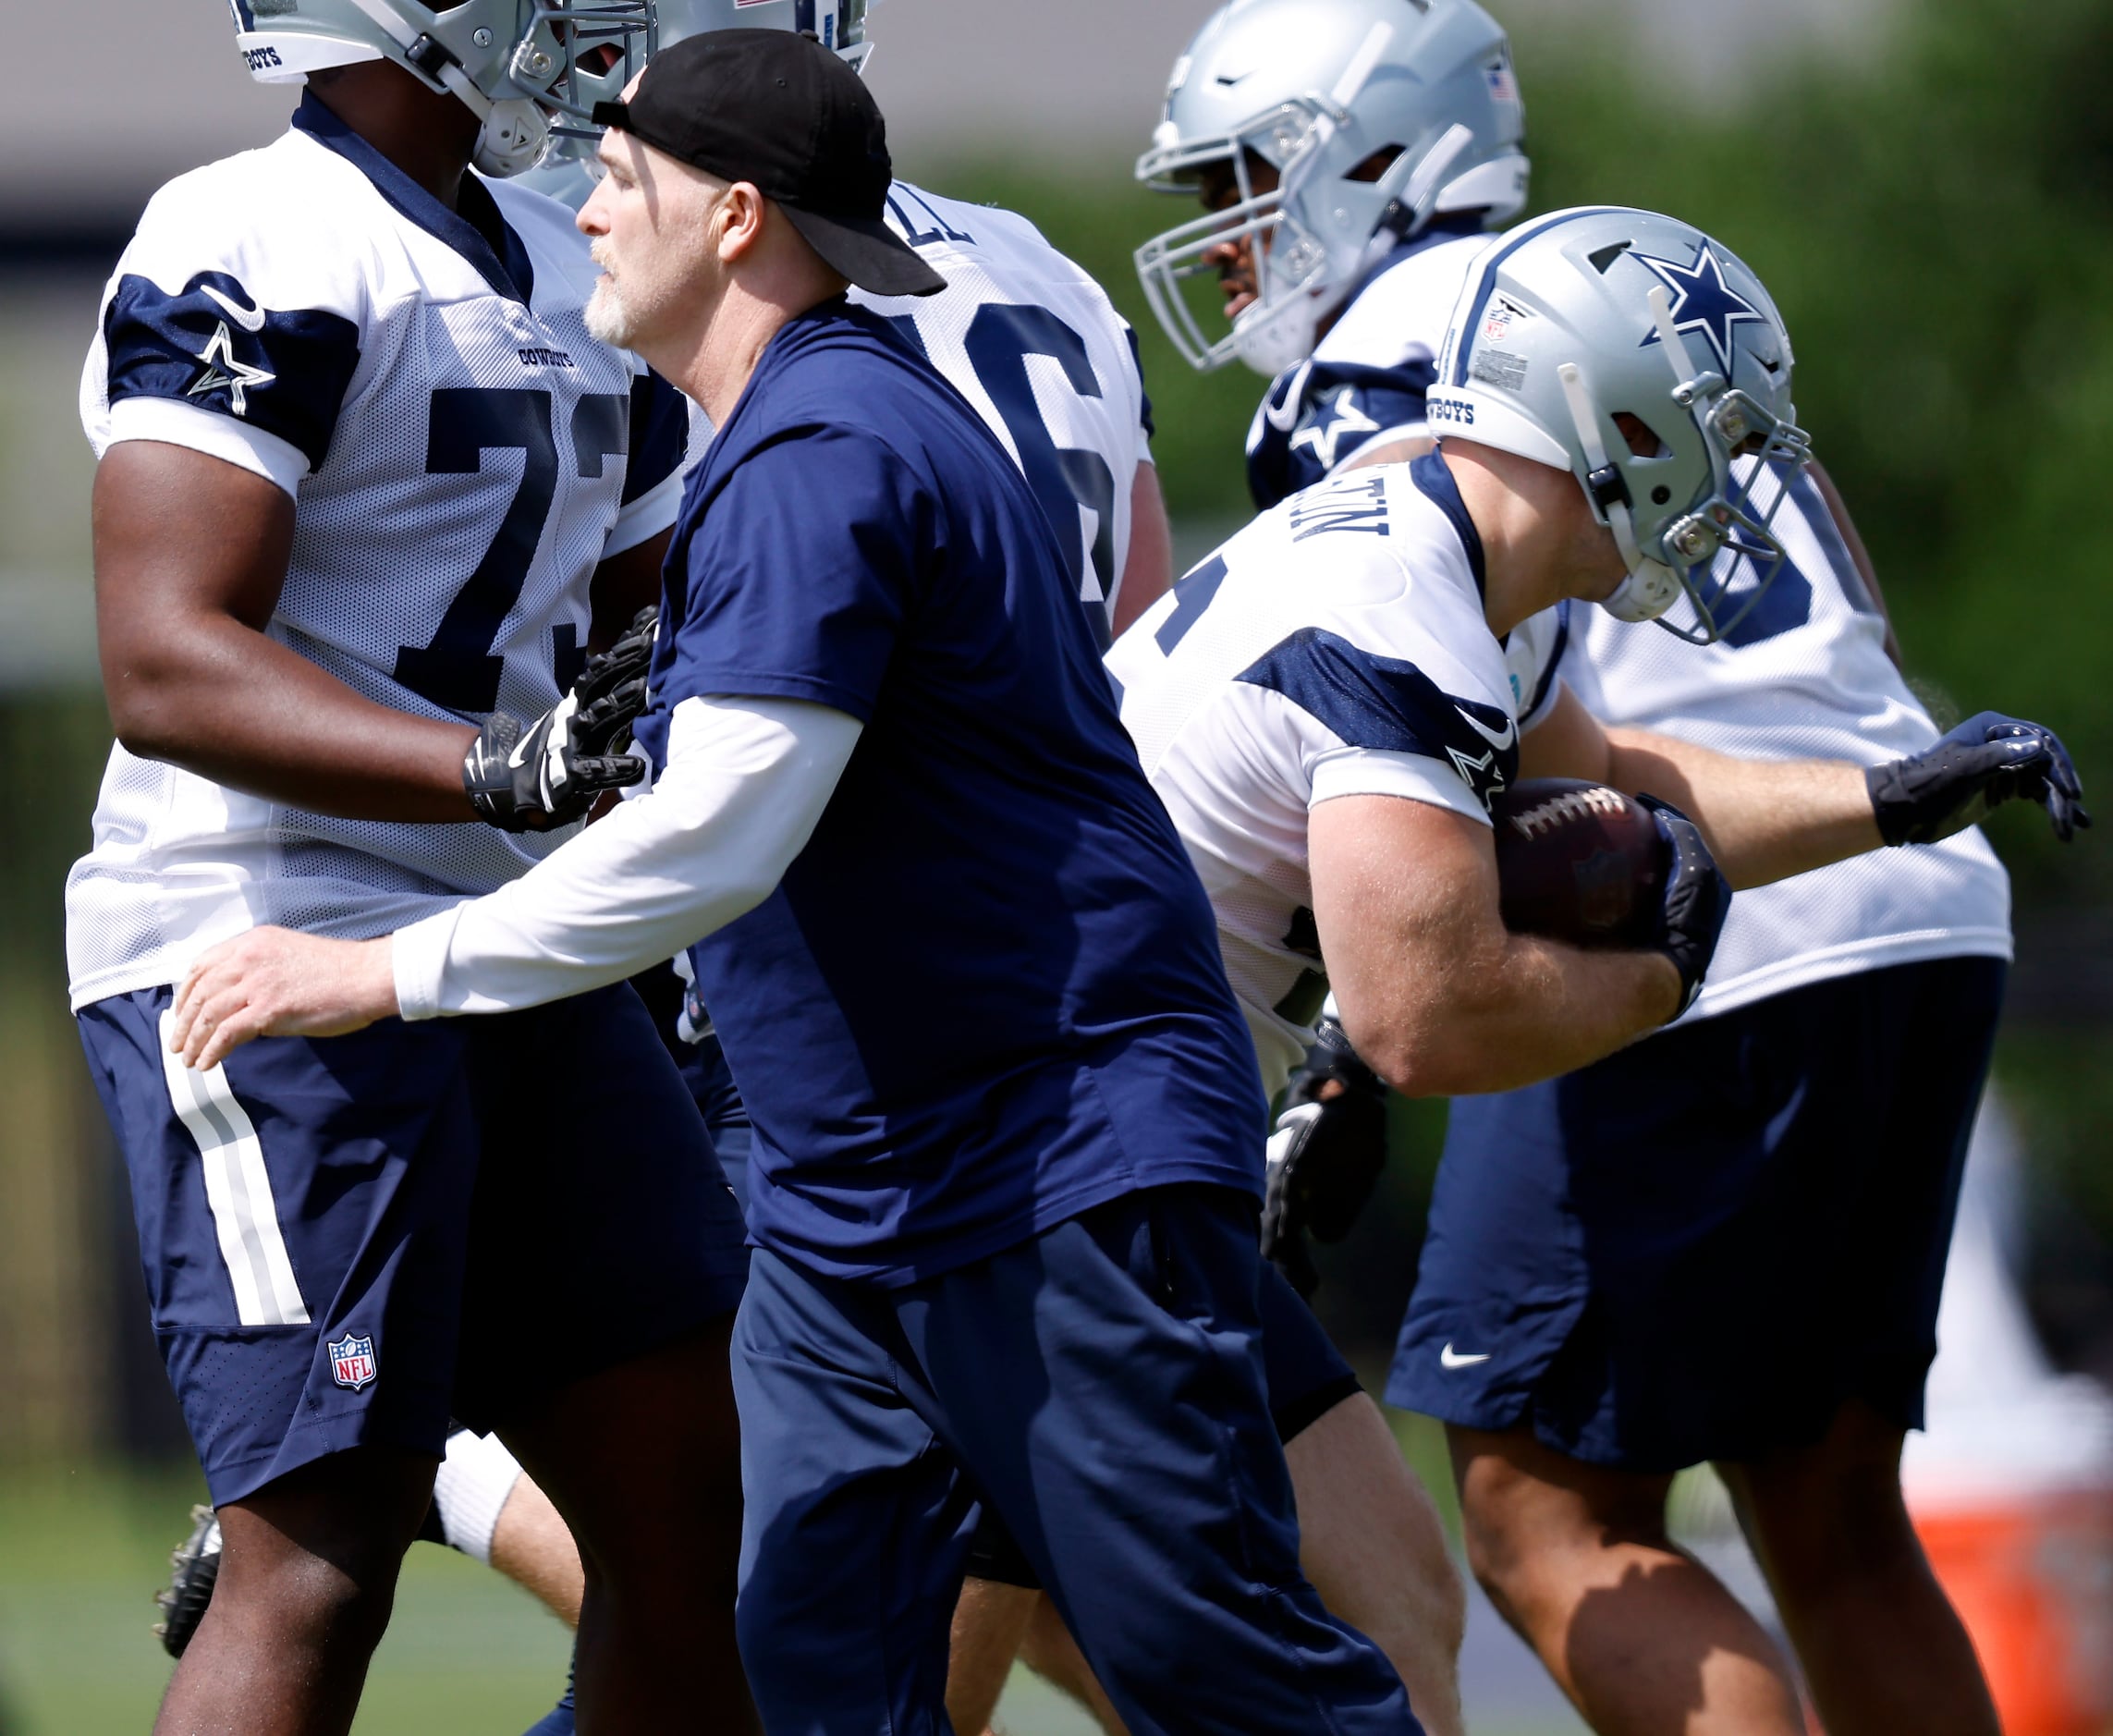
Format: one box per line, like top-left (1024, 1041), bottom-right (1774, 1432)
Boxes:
top-left (165, 31), bottom-right (1429, 1736)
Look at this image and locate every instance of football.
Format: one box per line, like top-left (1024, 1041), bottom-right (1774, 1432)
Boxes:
top-left (1491, 778), bottom-right (1668, 947)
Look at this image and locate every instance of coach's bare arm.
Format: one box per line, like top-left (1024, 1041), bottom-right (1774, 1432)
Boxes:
top-left (1310, 793), bottom-right (1681, 1098)
top-left (93, 442), bottom-right (666, 823)
top-left (1519, 685), bottom-right (1880, 889)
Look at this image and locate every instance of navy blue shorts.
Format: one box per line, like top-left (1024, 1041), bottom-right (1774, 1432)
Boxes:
top-left (733, 1184), bottom-right (1419, 1735)
top-left (1389, 956), bottom-right (2006, 1473)
top-left (964, 1255), bottom-right (1361, 1587)
top-left (79, 982), bottom-right (751, 1505)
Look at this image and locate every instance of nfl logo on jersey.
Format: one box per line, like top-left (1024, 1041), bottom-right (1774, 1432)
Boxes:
top-left (327, 1334), bottom-right (377, 1392)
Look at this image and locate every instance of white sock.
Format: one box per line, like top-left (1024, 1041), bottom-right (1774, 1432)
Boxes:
top-left (432, 1427), bottom-right (526, 1565)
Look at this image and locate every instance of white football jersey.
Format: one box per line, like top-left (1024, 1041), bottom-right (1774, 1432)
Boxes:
top-left (1566, 468), bottom-right (2011, 1019)
top-left (1107, 454), bottom-right (1564, 1095)
top-left (67, 96), bottom-right (689, 1010)
top-left (859, 182), bottom-right (1155, 639)
top-left (1245, 225), bottom-right (1491, 512)
top-left (1249, 226), bottom-right (2011, 1023)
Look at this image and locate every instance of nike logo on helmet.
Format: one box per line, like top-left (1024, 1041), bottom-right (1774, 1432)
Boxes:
top-left (1455, 706), bottom-right (1518, 752)
top-left (201, 284), bottom-right (267, 333)
top-left (1440, 1342), bottom-right (1492, 1369)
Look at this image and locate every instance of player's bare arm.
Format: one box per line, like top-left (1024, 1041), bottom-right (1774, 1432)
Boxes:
top-left (1519, 684), bottom-right (1877, 886)
top-left (93, 442), bottom-right (480, 821)
top-left (1521, 680), bottom-right (2086, 883)
top-left (1309, 793), bottom-right (1682, 1097)
top-left (1110, 463), bottom-right (1174, 638)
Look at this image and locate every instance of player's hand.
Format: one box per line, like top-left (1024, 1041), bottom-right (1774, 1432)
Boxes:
top-left (1636, 795), bottom-right (1732, 1021)
top-left (1260, 1016), bottom-right (1389, 1300)
top-left (1868, 712), bottom-right (2090, 846)
top-left (463, 607), bottom-right (658, 832)
top-left (169, 928), bottom-right (397, 1072)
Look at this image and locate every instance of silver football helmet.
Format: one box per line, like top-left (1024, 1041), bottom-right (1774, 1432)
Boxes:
top-left (1426, 207), bottom-right (1812, 642)
top-left (223, 0), bottom-right (656, 177)
top-left (519, 0), bottom-right (877, 204)
top-left (1135, 0), bottom-right (1529, 376)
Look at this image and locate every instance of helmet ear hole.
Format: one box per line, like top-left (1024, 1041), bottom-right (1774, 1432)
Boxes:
top-left (1611, 411), bottom-right (1663, 459)
top-left (1651, 484), bottom-right (1672, 506)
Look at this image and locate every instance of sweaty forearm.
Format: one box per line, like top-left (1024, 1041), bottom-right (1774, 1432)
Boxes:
top-left (1340, 932), bottom-right (1681, 1099)
top-left (1603, 728), bottom-right (1880, 889)
top-left (104, 614), bottom-right (478, 822)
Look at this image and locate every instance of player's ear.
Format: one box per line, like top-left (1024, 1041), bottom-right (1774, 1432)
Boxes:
top-left (714, 182), bottom-right (768, 264)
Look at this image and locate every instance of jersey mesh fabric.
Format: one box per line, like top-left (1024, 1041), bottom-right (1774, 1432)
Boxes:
top-left (68, 111), bottom-right (679, 1009)
top-left (856, 182), bottom-right (1152, 634)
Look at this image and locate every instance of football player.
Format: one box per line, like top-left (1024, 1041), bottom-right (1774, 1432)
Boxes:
top-left (75, 4), bottom-right (756, 1730)
top-left (1137, 6), bottom-right (2080, 1733)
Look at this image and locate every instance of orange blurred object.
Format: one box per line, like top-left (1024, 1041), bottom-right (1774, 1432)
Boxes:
top-left (1911, 1493), bottom-right (2113, 1736)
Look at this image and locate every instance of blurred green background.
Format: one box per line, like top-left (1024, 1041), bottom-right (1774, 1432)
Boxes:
top-left (0, 0), bottom-right (2109, 1729)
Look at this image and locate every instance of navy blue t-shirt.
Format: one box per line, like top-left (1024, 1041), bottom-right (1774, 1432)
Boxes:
top-left (632, 300), bottom-right (1264, 1285)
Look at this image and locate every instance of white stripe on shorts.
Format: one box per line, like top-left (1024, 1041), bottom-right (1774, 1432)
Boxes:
top-left (157, 1010), bottom-right (311, 1327)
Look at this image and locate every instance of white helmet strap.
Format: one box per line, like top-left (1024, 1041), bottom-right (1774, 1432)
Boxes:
top-left (1557, 359), bottom-right (1679, 623)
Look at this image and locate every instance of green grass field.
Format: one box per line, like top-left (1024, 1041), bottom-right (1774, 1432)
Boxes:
top-left (0, 1463), bottom-right (1116, 1735)
top-left (0, 1436), bottom-right (1580, 1736)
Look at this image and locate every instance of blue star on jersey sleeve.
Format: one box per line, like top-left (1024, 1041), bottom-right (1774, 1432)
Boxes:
top-left (1246, 357), bottom-right (1437, 511)
top-left (660, 423), bottom-right (925, 722)
top-left (104, 271), bottom-right (360, 473)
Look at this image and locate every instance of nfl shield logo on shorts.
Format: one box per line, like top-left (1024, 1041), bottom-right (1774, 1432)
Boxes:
top-left (327, 1333), bottom-right (377, 1392)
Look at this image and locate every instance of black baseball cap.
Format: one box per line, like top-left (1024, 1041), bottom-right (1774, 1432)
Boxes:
top-left (591, 30), bottom-right (945, 299)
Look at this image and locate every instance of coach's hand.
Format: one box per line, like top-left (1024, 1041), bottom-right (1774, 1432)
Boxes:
top-left (169, 929), bottom-right (397, 1071)
top-left (1868, 712), bottom-right (2090, 846)
top-left (1261, 1016), bottom-right (1389, 1299)
top-left (463, 607), bottom-right (657, 832)
top-left (1637, 794), bottom-right (1732, 1021)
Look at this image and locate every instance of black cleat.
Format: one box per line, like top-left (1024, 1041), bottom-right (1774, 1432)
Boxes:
top-left (153, 1504), bottom-right (222, 1658)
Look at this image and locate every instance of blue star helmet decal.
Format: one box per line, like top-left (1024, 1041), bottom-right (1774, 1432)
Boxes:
top-left (1631, 241), bottom-right (1768, 373)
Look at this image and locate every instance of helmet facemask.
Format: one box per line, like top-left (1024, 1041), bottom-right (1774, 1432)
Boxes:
top-left (1557, 286), bottom-right (1812, 643)
top-left (1134, 99), bottom-right (1340, 375)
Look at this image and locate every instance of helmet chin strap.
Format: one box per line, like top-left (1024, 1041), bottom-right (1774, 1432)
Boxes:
top-left (1555, 361), bottom-right (1679, 623)
top-left (336, 0), bottom-right (552, 177)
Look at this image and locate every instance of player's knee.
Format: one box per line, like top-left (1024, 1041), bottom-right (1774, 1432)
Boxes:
top-left (218, 1529), bottom-right (408, 1655)
top-left (1458, 1456), bottom-right (1664, 1616)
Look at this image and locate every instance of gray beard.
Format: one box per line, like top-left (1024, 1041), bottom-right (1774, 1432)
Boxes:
top-left (583, 279), bottom-right (633, 349)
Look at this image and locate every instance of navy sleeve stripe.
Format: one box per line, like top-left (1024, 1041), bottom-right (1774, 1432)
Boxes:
top-left (104, 271), bottom-right (360, 473)
top-left (1526, 598), bottom-right (1570, 720)
top-left (1123, 322), bottom-right (1155, 441)
top-left (624, 370), bottom-right (690, 507)
top-left (1236, 626), bottom-right (1518, 807)
top-left (1410, 450), bottom-right (1487, 598)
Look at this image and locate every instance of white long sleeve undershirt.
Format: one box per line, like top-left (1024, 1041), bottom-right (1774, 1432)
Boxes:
top-left (392, 695), bottom-right (863, 1020)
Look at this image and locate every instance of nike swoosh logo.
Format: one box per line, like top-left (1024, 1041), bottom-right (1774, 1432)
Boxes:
top-left (1455, 706), bottom-right (1517, 752)
top-left (201, 284), bottom-right (267, 332)
top-left (1440, 1343), bottom-right (1492, 1369)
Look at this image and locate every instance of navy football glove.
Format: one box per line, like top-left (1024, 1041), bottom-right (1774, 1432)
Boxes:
top-left (1635, 794), bottom-right (1732, 1020)
top-left (464, 607), bottom-right (657, 833)
top-left (1261, 1015), bottom-right (1389, 1300)
top-left (1868, 712), bottom-right (2090, 846)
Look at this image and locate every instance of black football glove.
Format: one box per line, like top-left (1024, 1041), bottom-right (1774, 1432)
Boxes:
top-left (1260, 1015), bottom-right (1389, 1300)
top-left (1867, 712), bottom-right (2089, 846)
top-left (463, 607), bottom-right (658, 833)
top-left (1635, 794), bottom-right (1732, 1021)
